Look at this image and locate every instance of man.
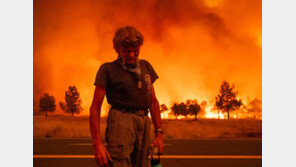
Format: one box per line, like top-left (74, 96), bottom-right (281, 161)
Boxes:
top-left (90, 26), bottom-right (164, 167)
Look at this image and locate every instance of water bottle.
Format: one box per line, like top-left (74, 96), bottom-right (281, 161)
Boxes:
top-left (150, 146), bottom-right (162, 167)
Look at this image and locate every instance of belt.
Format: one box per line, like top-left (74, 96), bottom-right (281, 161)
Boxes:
top-left (111, 106), bottom-right (148, 116)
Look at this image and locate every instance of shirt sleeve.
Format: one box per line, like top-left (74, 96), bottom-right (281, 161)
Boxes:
top-left (145, 60), bottom-right (159, 84)
top-left (94, 64), bottom-right (109, 87)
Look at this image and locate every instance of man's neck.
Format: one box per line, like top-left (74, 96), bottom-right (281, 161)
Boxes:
top-left (118, 56), bottom-right (137, 69)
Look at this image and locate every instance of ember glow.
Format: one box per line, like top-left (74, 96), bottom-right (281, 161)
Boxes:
top-left (34, 0), bottom-right (262, 118)
top-left (204, 108), bottom-right (226, 119)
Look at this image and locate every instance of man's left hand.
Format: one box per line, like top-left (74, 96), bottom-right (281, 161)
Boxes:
top-left (150, 133), bottom-right (164, 154)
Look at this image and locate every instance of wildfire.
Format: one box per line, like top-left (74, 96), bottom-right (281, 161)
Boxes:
top-left (34, 0), bottom-right (262, 117)
top-left (204, 108), bottom-right (226, 119)
top-left (158, 108), bottom-right (229, 120)
top-left (160, 110), bottom-right (171, 119)
top-left (157, 98), bottom-right (262, 120)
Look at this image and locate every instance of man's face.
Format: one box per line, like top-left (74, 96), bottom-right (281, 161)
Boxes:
top-left (119, 39), bottom-right (141, 65)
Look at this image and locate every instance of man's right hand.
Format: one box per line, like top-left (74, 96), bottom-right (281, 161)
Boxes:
top-left (94, 143), bottom-right (112, 167)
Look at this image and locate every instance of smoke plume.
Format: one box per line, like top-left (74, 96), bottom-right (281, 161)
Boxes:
top-left (34, 0), bottom-right (262, 115)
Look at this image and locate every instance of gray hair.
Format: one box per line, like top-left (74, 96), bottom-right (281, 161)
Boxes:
top-left (113, 26), bottom-right (144, 53)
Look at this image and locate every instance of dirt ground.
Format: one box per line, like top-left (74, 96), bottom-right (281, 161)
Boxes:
top-left (33, 116), bottom-right (262, 139)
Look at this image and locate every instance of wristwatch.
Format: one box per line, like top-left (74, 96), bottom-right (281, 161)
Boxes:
top-left (155, 128), bottom-right (164, 134)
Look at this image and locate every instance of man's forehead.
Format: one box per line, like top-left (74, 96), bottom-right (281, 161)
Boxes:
top-left (124, 34), bottom-right (139, 41)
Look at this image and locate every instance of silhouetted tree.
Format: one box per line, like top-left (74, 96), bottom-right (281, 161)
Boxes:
top-left (178, 102), bottom-right (188, 117)
top-left (160, 104), bottom-right (168, 119)
top-left (60, 86), bottom-right (83, 116)
top-left (187, 99), bottom-right (201, 120)
top-left (160, 104), bottom-right (168, 114)
top-left (215, 81), bottom-right (242, 119)
top-left (171, 103), bottom-right (181, 117)
top-left (39, 93), bottom-right (56, 118)
top-left (171, 102), bottom-right (187, 118)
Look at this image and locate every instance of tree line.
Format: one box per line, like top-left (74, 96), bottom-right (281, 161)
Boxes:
top-left (159, 99), bottom-right (208, 120)
top-left (159, 80), bottom-right (245, 119)
top-left (36, 86), bottom-right (83, 118)
top-left (35, 80), bottom-right (260, 119)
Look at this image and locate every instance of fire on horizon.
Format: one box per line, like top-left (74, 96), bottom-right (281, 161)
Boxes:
top-left (33, 0), bottom-right (262, 118)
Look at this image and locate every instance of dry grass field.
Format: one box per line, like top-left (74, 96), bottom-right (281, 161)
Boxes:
top-left (33, 116), bottom-right (261, 139)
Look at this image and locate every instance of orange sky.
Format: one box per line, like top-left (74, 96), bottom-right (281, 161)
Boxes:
top-left (33, 0), bottom-right (262, 116)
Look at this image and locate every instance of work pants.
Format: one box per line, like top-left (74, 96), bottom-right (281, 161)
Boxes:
top-left (105, 108), bottom-right (151, 167)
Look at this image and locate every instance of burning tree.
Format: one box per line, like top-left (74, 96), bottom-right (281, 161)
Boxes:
top-left (59, 86), bottom-right (83, 116)
top-left (215, 81), bottom-right (242, 119)
top-left (247, 98), bottom-right (262, 119)
top-left (39, 93), bottom-right (56, 118)
top-left (199, 100), bottom-right (208, 117)
top-left (187, 100), bottom-right (201, 120)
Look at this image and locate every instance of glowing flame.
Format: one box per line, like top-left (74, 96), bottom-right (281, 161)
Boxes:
top-left (34, 0), bottom-right (262, 117)
top-left (202, 107), bottom-right (225, 119)
top-left (161, 110), bottom-right (171, 119)
top-left (156, 98), bottom-right (262, 120)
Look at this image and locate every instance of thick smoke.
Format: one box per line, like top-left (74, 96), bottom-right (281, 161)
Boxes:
top-left (34, 0), bottom-right (262, 115)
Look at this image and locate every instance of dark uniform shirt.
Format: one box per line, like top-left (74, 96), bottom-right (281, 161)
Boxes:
top-left (94, 59), bottom-right (158, 110)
